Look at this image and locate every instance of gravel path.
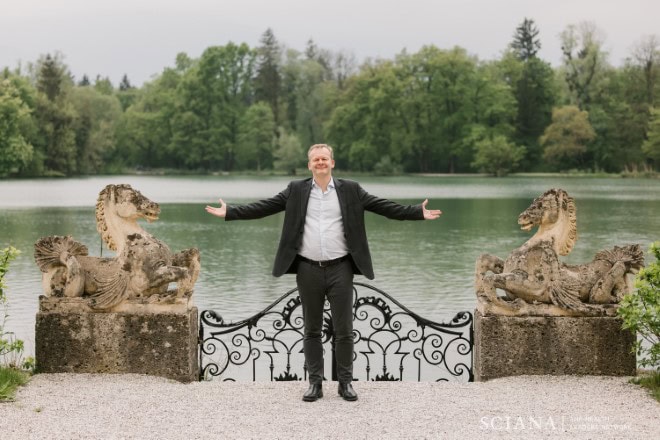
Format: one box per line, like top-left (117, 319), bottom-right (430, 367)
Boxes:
top-left (1, 374), bottom-right (658, 439)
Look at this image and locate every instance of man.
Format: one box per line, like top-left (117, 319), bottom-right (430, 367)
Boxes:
top-left (205, 144), bottom-right (441, 402)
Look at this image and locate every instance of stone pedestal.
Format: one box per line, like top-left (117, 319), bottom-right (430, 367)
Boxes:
top-left (35, 297), bottom-right (198, 382)
top-left (474, 310), bottom-right (636, 382)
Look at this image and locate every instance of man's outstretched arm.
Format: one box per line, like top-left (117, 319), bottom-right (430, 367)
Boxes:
top-left (205, 186), bottom-right (289, 221)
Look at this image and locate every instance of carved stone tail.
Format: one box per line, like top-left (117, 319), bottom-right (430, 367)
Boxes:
top-left (34, 236), bottom-right (89, 272)
top-left (594, 244), bottom-right (645, 269)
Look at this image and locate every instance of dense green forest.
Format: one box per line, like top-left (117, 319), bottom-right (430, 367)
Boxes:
top-left (1, 19), bottom-right (659, 177)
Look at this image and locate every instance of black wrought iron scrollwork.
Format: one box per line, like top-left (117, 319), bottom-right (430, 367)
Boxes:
top-left (199, 282), bottom-right (473, 382)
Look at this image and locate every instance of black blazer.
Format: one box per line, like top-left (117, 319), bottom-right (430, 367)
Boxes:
top-left (225, 178), bottom-right (424, 279)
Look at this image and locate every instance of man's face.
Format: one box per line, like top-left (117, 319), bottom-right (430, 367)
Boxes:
top-left (307, 147), bottom-right (335, 179)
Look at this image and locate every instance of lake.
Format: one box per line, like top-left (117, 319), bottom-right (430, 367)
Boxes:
top-left (1, 174), bottom-right (659, 358)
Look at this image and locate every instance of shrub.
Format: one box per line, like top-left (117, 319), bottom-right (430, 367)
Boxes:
top-left (0, 246), bottom-right (32, 401)
top-left (0, 366), bottom-right (29, 401)
top-left (618, 242), bottom-right (660, 370)
top-left (471, 135), bottom-right (525, 177)
top-left (373, 156), bottom-right (402, 175)
top-left (0, 246), bottom-right (23, 365)
top-left (630, 371), bottom-right (660, 402)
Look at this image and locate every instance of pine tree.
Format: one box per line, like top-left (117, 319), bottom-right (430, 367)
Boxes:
top-left (78, 74), bottom-right (91, 86)
top-left (255, 28), bottom-right (282, 126)
top-left (305, 39), bottom-right (318, 60)
top-left (509, 19), bottom-right (556, 168)
top-left (119, 74), bottom-right (133, 91)
top-left (511, 18), bottom-right (541, 61)
top-left (33, 53), bottom-right (77, 175)
top-left (37, 54), bottom-right (65, 100)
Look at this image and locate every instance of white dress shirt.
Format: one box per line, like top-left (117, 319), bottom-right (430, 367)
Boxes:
top-left (299, 178), bottom-right (348, 261)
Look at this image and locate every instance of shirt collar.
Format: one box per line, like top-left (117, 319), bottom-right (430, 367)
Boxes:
top-left (312, 178), bottom-right (335, 189)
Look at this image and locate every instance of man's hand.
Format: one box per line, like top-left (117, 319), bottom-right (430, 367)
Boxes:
top-left (422, 199), bottom-right (442, 220)
top-left (205, 198), bottom-right (227, 218)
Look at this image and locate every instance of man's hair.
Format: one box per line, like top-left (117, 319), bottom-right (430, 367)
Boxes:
top-left (307, 144), bottom-right (334, 160)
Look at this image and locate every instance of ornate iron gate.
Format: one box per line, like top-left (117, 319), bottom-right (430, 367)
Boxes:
top-left (199, 282), bottom-right (473, 382)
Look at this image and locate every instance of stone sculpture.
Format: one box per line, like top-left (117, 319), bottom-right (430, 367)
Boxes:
top-left (34, 184), bottom-right (200, 311)
top-left (474, 188), bottom-right (643, 316)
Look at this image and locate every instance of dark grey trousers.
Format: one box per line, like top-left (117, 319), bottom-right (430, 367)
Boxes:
top-left (296, 259), bottom-right (354, 385)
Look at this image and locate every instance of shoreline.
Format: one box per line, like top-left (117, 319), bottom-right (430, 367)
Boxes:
top-left (1, 169), bottom-right (658, 180)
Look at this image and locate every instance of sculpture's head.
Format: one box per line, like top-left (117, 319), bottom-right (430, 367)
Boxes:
top-left (518, 188), bottom-right (577, 255)
top-left (98, 184), bottom-right (160, 222)
top-left (96, 184), bottom-right (160, 251)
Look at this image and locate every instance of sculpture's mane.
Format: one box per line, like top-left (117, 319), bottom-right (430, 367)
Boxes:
top-left (543, 188), bottom-right (577, 256)
top-left (95, 184), bottom-right (134, 252)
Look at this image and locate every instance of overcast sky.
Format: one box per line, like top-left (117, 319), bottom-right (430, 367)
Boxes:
top-left (1, 0), bottom-right (658, 86)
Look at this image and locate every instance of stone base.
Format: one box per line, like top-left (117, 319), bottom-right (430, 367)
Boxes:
top-left (474, 310), bottom-right (636, 382)
top-left (36, 306), bottom-right (198, 382)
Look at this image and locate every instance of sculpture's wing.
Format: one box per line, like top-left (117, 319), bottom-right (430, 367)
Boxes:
top-left (88, 271), bottom-right (129, 310)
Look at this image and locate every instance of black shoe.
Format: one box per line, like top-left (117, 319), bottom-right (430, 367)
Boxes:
top-left (302, 384), bottom-right (323, 402)
top-left (338, 383), bottom-right (358, 401)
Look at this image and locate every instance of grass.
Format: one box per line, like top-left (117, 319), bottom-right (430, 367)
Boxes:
top-left (0, 365), bottom-right (29, 401)
top-left (631, 370), bottom-right (660, 402)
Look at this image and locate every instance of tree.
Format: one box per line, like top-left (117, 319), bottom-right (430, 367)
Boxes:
top-left (281, 48), bottom-right (302, 132)
top-left (348, 140), bottom-right (379, 172)
top-left (304, 38), bottom-right (332, 78)
top-left (175, 52), bottom-right (194, 72)
top-left (0, 79), bottom-right (34, 176)
top-left (273, 128), bottom-right (304, 175)
top-left (305, 39), bottom-right (318, 61)
top-left (395, 46), bottom-right (475, 172)
top-left (585, 70), bottom-right (648, 171)
top-left (236, 102), bottom-right (276, 170)
top-left (69, 86), bottom-right (122, 174)
top-left (254, 28), bottom-right (282, 126)
top-left (78, 74), bottom-right (90, 87)
top-left (114, 66), bottom-right (184, 170)
top-left (116, 85), bottom-right (139, 112)
top-left (612, 36), bottom-right (660, 169)
top-left (510, 18), bottom-right (541, 61)
top-left (326, 60), bottom-right (402, 170)
top-left (119, 74), bottom-right (133, 91)
top-left (35, 54), bottom-right (69, 101)
top-left (277, 42), bottom-right (338, 150)
top-left (506, 19), bottom-right (557, 168)
top-left (642, 107), bottom-right (660, 166)
top-left (326, 45), bottom-right (516, 173)
top-left (540, 105), bottom-right (596, 170)
top-left (330, 50), bottom-right (357, 91)
top-left (325, 62), bottom-right (378, 168)
top-left (471, 135), bottom-right (525, 176)
top-left (94, 75), bottom-right (113, 95)
top-left (630, 35), bottom-right (660, 106)
top-left (171, 43), bottom-right (256, 170)
top-left (32, 53), bottom-right (77, 175)
top-left (559, 22), bottom-right (610, 110)
top-left (395, 46), bottom-right (515, 173)
top-left (515, 57), bottom-right (556, 166)
top-left (294, 58), bottom-right (329, 148)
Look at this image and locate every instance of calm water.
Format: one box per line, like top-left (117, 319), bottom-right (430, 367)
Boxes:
top-left (1, 175), bottom-right (659, 357)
